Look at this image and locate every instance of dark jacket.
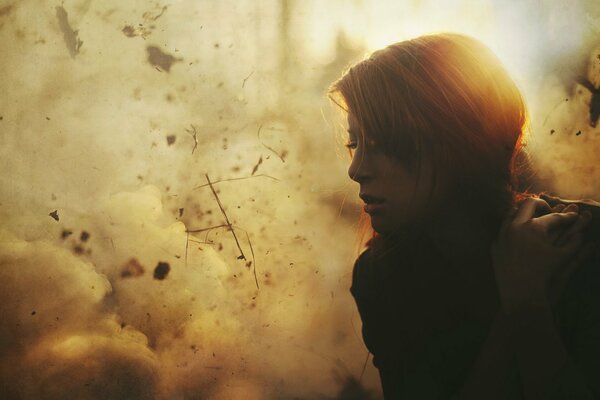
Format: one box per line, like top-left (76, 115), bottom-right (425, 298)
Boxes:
top-left (351, 200), bottom-right (600, 399)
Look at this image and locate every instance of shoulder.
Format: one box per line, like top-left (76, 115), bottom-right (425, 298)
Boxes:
top-left (350, 248), bottom-right (375, 300)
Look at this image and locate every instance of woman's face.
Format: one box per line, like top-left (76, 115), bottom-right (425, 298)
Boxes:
top-left (346, 113), bottom-right (442, 233)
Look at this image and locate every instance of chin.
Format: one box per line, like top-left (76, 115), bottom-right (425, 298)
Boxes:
top-left (370, 216), bottom-right (395, 234)
top-left (370, 214), bottom-right (413, 235)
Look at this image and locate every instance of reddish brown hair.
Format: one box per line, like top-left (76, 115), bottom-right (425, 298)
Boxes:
top-left (329, 33), bottom-right (532, 253)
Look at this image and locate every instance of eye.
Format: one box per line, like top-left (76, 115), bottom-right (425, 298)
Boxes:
top-left (345, 141), bottom-right (357, 150)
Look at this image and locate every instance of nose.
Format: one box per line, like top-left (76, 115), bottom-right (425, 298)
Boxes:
top-left (347, 151), bottom-right (372, 184)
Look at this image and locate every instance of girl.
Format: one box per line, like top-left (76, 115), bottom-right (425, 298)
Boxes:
top-left (329, 33), bottom-right (600, 399)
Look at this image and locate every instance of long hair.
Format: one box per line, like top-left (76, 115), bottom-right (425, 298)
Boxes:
top-left (329, 33), bottom-right (533, 255)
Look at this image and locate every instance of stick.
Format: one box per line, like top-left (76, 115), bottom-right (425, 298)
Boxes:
top-left (205, 174), bottom-right (246, 260)
top-left (186, 124), bottom-right (198, 154)
top-left (244, 230), bottom-right (259, 290)
top-left (193, 174), bottom-right (279, 190)
top-left (257, 124), bottom-right (286, 162)
top-left (186, 224), bottom-right (229, 233)
top-left (185, 230), bottom-right (189, 267)
top-left (242, 70), bottom-right (254, 88)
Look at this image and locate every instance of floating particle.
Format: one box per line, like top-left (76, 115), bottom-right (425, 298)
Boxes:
top-left (143, 5), bottom-right (168, 22)
top-left (61, 229), bottom-right (72, 239)
top-left (153, 262), bottom-right (170, 280)
top-left (166, 135), bottom-right (176, 145)
top-left (251, 156), bottom-right (263, 175)
top-left (178, 208), bottom-right (184, 217)
top-left (576, 130), bottom-right (582, 136)
top-left (122, 25), bottom-right (136, 37)
top-left (121, 258), bottom-right (145, 278)
top-left (280, 149), bottom-right (289, 162)
top-left (80, 231), bottom-right (90, 242)
top-left (147, 46), bottom-right (181, 72)
top-left (49, 210), bottom-right (59, 221)
top-left (550, 129), bottom-right (555, 135)
top-left (31, 311), bottom-right (36, 316)
top-left (55, 6), bottom-right (83, 58)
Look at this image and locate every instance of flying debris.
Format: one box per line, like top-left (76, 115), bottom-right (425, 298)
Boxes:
top-left (575, 76), bottom-right (600, 127)
top-left (153, 262), bottom-right (170, 280)
top-left (55, 6), bottom-right (83, 58)
top-left (147, 46), bottom-right (181, 72)
top-left (251, 156), bottom-right (263, 176)
top-left (121, 258), bottom-right (146, 278)
top-left (49, 210), bottom-right (59, 221)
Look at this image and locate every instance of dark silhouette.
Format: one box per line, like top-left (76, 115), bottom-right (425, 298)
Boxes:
top-left (329, 33), bottom-right (600, 399)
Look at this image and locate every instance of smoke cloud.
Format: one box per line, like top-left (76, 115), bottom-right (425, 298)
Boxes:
top-left (0, 0), bottom-right (598, 399)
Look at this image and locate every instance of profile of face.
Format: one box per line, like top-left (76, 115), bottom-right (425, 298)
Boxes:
top-left (346, 113), bottom-right (443, 234)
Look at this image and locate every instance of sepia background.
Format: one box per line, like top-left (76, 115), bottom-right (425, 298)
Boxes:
top-left (0, 0), bottom-right (599, 399)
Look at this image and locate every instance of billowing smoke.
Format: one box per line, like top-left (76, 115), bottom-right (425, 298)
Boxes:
top-left (0, 0), bottom-right (598, 399)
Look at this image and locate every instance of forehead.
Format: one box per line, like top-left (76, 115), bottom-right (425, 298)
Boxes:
top-left (346, 113), bottom-right (361, 135)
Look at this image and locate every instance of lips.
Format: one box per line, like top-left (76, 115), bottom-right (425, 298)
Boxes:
top-left (359, 193), bottom-right (386, 214)
top-left (359, 193), bottom-right (385, 204)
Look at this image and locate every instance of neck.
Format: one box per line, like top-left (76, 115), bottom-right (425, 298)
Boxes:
top-left (425, 206), bottom-right (497, 283)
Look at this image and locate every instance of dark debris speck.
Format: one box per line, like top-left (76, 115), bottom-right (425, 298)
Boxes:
top-left (49, 210), bottom-right (59, 221)
top-left (80, 231), bottom-right (90, 242)
top-left (153, 262), bottom-right (170, 280)
top-left (121, 258), bottom-right (145, 278)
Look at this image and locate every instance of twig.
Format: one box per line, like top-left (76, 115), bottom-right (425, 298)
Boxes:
top-left (257, 124), bottom-right (286, 163)
top-left (186, 124), bottom-right (198, 154)
top-left (242, 70), bottom-right (254, 88)
top-left (205, 174), bottom-right (246, 261)
top-left (244, 230), bottom-right (259, 290)
top-left (542, 98), bottom-right (568, 126)
top-left (193, 174), bottom-right (279, 190)
top-left (185, 230), bottom-right (189, 266)
top-left (188, 238), bottom-right (216, 245)
top-left (251, 155), bottom-right (263, 176)
top-left (186, 224), bottom-right (229, 233)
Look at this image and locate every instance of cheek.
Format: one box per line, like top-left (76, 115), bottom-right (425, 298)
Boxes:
top-left (387, 175), bottom-right (436, 219)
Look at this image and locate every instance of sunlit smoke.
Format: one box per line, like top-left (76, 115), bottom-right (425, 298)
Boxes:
top-left (1, 0), bottom-right (598, 399)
